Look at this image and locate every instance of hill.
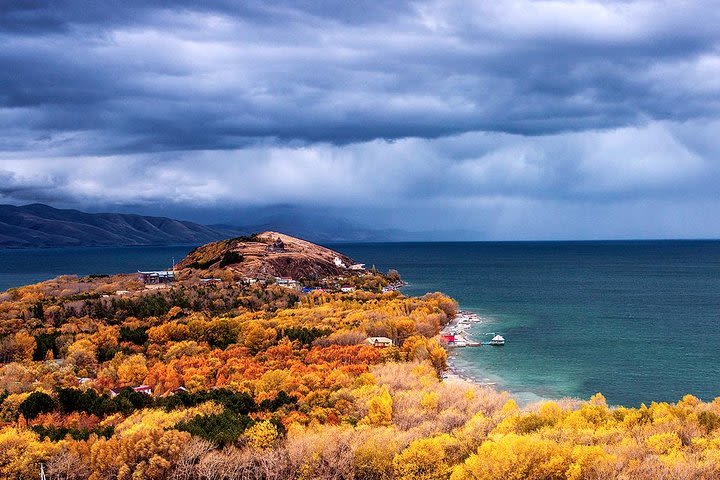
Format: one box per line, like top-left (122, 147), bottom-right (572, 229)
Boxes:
top-left (177, 231), bottom-right (358, 280)
top-left (0, 204), bottom-right (240, 248)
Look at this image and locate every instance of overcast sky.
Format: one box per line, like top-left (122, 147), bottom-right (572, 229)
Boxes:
top-left (1, 0), bottom-right (719, 239)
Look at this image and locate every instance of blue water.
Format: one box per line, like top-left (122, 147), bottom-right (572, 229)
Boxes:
top-left (2, 241), bottom-right (719, 406)
top-left (334, 241), bottom-right (720, 406)
top-left (0, 246), bottom-right (193, 292)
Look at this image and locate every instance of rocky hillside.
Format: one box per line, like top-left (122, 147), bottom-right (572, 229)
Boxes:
top-left (177, 231), bottom-right (358, 280)
top-left (0, 203), bottom-right (240, 248)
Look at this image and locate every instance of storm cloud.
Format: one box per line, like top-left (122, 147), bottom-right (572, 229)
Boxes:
top-left (1, 0), bottom-right (719, 238)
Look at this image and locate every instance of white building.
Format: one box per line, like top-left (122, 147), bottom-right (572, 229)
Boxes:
top-left (275, 277), bottom-right (301, 290)
top-left (366, 337), bottom-right (394, 348)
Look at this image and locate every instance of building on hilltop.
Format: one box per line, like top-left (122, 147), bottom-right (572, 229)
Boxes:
top-left (266, 237), bottom-right (286, 252)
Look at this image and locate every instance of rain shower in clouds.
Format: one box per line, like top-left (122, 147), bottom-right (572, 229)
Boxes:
top-left (1, 0), bottom-right (719, 239)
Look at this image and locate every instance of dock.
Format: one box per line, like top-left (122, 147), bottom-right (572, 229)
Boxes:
top-left (441, 313), bottom-right (505, 348)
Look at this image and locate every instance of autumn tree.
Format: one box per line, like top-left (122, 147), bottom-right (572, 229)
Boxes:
top-left (364, 388), bottom-right (393, 426)
top-left (0, 427), bottom-right (57, 478)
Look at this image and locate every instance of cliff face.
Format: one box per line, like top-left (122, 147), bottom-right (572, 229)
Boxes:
top-left (176, 231), bottom-right (357, 280)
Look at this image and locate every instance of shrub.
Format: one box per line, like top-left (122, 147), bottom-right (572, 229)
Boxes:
top-left (18, 391), bottom-right (57, 419)
top-left (177, 409), bottom-right (252, 447)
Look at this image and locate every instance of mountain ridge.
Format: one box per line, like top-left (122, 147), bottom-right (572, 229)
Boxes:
top-left (0, 203), bottom-right (240, 248)
top-left (0, 203), bottom-right (483, 248)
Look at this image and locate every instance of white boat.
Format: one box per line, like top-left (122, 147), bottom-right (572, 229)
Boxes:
top-left (489, 334), bottom-right (505, 346)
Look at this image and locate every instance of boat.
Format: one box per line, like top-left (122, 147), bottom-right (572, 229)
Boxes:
top-left (489, 334), bottom-right (505, 346)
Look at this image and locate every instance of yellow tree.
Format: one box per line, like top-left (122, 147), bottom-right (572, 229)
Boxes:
top-left (393, 435), bottom-right (455, 480)
top-left (245, 420), bottom-right (279, 449)
top-left (242, 321), bottom-right (277, 354)
top-left (117, 354), bottom-right (149, 386)
top-left (65, 338), bottom-right (98, 376)
top-left (12, 331), bottom-right (36, 361)
top-left (89, 427), bottom-right (190, 480)
top-left (365, 388), bottom-right (393, 426)
top-left (451, 433), bottom-right (571, 480)
top-left (401, 335), bottom-right (447, 372)
top-left (0, 427), bottom-right (57, 479)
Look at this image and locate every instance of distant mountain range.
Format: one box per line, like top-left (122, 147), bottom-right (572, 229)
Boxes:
top-left (0, 203), bottom-right (480, 248)
top-left (0, 204), bottom-right (242, 248)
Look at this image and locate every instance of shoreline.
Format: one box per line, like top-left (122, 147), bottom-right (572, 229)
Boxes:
top-left (441, 309), bottom-right (550, 406)
top-left (441, 309), bottom-right (499, 387)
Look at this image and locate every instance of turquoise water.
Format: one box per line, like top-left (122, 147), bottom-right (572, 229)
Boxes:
top-left (2, 241), bottom-right (720, 406)
top-left (335, 241), bottom-right (720, 406)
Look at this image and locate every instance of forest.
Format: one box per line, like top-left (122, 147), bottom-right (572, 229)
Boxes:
top-left (1, 269), bottom-right (720, 479)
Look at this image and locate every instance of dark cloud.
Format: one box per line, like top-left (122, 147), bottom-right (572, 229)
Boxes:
top-left (1, 1), bottom-right (719, 238)
top-left (1, 0), bottom-right (719, 151)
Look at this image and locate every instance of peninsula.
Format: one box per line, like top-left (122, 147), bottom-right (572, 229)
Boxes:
top-left (0, 234), bottom-right (718, 479)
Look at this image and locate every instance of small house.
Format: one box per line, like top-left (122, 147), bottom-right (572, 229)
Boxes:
top-left (275, 276), bottom-right (301, 291)
top-left (133, 385), bottom-right (153, 395)
top-left (366, 337), bottom-right (393, 348)
top-left (110, 385), bottom-right (153, 397)
top-left (349, 263), bottom-right (366, 271)
top-left (340, 285), bottom-right (355, 293)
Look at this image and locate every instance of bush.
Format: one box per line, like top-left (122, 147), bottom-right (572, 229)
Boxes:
top-left (281, 327), bottom-right (331, 345)
top-left (18, 391), bottom-right (57, 419)
top-left (119, 326), bottom-right (149, 345)
top-left (177, 409), bottom-right (252, 447)
top-left (157, 388), bottom-right (257, 415)
top-left (259, 391), bottom-right (297, 411)
top-left (56, 388), bottom-right (101, 415)
top-left (33, 332), bottom-right (59, 361)
top-left (219, 251), bottom-right (244, 268)
top-left (32, 425), bottom-right (114, 441)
